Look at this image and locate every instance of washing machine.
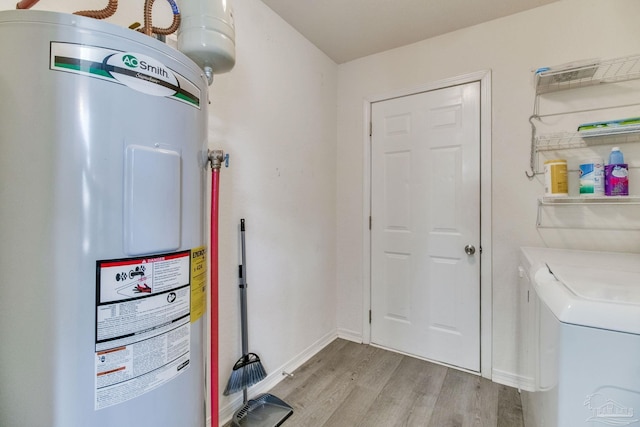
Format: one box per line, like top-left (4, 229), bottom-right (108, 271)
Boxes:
top-left (519, 247), bottom-right (640, 427)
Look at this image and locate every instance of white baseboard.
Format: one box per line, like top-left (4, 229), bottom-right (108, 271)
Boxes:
top-left (337, 328), bottom-right (362, 343)
top-left (217, 329), bottom-right (338, 426)
top-left (492, 368), bottom-right (535, 392)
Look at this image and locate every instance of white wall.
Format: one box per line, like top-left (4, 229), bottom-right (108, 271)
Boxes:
top-left (336, 0), bottom-right (640, 384)
top-left (0, 1), bottom-right (338, 425)
top-left (208, 0), bottom-right (338, 422)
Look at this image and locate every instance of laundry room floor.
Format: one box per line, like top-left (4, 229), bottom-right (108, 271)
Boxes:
top-left (227, 338), bottom-right (523, 427)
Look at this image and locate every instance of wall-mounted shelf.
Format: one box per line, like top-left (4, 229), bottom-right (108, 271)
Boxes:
top-left (535, 129), bottom-right (640, 152)
top-left (528, 130), bottom-right (640, 175)
top-left (535, 54), bottom-right (640, 94)
top-left (537, 196), bottom-right (640, 229)
top-left (529, 53), bottom-right (640, 229)
top-left (539, 196), bottom-right (640, 205)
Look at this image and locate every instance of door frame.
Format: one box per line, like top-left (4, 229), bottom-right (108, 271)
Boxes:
top-left (362, 70), bottom-right (492, 378)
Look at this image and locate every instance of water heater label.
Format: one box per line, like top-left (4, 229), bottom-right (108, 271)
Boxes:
top-left (190, 246), bottom-right (207, 323)
top-left (95, 250), bottom-right (192, 410)
top-left (50, 42), bottom-right (201, 108)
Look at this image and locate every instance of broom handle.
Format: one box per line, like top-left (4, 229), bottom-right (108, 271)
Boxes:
top-left (239, 219), bottom-right (249, 404)
top-left (239, 219), bottom-right (249, 357)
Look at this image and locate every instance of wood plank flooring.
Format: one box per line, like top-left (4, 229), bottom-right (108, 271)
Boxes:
top-left (231, 339), bottom-right (524, 427)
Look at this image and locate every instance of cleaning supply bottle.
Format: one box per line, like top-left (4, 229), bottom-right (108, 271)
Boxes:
top-left (609, 147), bottom-right (624, 164)
top-left (579, 158), bottom-right (604, 196)
top-left (605, 147), bottom-right (629, 196)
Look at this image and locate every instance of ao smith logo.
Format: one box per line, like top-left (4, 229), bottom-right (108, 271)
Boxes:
top-left (121, 54), bottom-right (170, 79)
top-left (122, 54), bottom-right (139, 67)
top-left (105, 52), bottom-right (179, 97)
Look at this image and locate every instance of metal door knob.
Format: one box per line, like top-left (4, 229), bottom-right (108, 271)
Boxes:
top-left (464, 245), bottom-right (476, 255)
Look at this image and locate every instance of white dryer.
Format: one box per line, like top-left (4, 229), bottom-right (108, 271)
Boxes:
top-left (519, 247), bottom-right (640, 427)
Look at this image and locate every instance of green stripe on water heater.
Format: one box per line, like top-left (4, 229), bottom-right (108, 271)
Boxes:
top-left (54, 58), bottom-right (114, 79)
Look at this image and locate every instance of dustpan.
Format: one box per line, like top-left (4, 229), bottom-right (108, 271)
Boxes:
top-left (228, 219), bottom-right (293, 427)
top-left (225, 219), bottom-right (267, 396)
top-left (231, 393), bottom-right (293, 427)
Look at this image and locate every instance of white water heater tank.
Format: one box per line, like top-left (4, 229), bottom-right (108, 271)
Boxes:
top-left (0, 10), bottom-right (209, 427)
top-left (177, 0), bottom-right (236, 76)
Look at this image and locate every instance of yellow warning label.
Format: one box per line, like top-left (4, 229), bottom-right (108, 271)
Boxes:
top-left (190, 246), bottom-right (207, 323)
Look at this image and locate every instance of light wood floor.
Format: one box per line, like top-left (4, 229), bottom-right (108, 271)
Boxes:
top-left (237, 339), bottom-right (524, 427)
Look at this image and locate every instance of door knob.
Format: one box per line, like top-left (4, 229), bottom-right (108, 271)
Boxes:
top-left (464, 245), bottom-right (476, 255)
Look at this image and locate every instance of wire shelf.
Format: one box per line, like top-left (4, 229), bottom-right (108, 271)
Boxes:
top-left (535, 129), bottom-right (640, 152)
top-left (535, 54), bottom-right (640, 94)
top-left (540, 196), bottom-right (640, 205)
top-left (536, 196), bottom-right (640, 229)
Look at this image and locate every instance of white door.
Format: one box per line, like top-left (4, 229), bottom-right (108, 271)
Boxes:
top-left (370, 82), bottom-right (481, 371)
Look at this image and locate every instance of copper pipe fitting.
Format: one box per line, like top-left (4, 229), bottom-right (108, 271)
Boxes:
top-left (74, 0), bottom-right (118, 19)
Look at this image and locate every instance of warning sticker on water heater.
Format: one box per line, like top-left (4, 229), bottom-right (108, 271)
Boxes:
top-left (190, 246), bottom-right (207, 323)
top-left (95, 250), bottom-right (191, 410)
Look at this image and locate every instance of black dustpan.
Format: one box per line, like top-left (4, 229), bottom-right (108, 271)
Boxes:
top-left (231, 393), bottom-right (293, 427)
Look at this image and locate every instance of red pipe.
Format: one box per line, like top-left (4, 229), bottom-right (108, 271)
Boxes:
top-left (15, 0), bottom-right (39, 9)
top-left (210, 167), bottom-right (220, 426)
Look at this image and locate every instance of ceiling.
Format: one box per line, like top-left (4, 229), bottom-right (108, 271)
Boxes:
top-left (259, 0), bottom-right (560, 64)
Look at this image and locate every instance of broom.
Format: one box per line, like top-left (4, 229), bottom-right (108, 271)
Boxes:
top-left (223, 219), bottom-right (267, 397)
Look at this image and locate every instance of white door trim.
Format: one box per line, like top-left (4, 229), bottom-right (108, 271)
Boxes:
top-left (362, 70), bottom-right (492, 379)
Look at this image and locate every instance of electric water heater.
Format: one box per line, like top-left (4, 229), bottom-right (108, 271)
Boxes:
top-left (0, 10), bottom-right (209, 427)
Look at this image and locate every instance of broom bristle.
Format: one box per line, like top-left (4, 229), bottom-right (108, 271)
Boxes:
top-left (223, 353), bottom-right (268, 396)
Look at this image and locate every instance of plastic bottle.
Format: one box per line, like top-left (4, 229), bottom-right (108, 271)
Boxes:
top-left (605, 147), bottom-right (629, 196)
top-left (579, 158), bottom-right (604, 196)
top-left (609, 147), bottom-right (624, 164)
